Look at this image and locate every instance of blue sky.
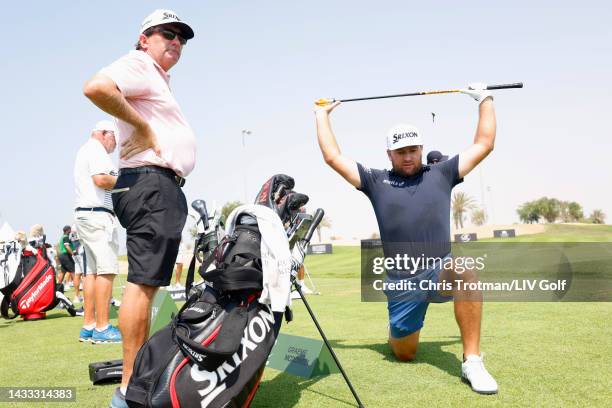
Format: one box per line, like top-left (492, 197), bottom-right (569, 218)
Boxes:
top-left (1, 1), bottom-right (610, 246)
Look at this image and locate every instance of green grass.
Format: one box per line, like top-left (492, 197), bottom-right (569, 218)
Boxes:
top-left (480, 223), bottom-right (612, 242)
top-left (1, 224), bottom-right (610, 407)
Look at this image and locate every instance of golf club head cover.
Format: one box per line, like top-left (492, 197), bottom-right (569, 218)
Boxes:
top-left (276, 191), bottom-right (309, 224)
top-left (254, 174), bottom-right (309, 224)
top-left (254, 174), bottom-right (295, 209)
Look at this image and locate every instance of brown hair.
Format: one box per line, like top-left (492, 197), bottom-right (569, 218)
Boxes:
top-left (135, 27), bottom-right (157, 50)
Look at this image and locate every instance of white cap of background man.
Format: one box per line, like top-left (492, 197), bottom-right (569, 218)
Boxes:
top-left (386, 124), bottom-right (423, 150)
top-left (93, 120), bottom-right (118, 135)
top-left (140, 9), bottom-right (195, 39)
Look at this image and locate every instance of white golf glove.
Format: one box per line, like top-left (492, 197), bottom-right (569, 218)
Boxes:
top-left (460, 82), bottom-right (493, 104)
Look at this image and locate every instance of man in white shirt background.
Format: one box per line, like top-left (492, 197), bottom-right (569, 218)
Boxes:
top-left (74, 120), bottom-right (121, 344)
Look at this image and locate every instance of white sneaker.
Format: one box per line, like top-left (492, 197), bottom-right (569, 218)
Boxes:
top-left (290, 290), bottom-right (301, 300)
top-left (174, 283), bottom-right (185, 291)
top-left (461, 354), bottom-right (498, 394)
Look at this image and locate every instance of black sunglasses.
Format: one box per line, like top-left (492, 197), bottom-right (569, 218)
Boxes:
top-left (156, 28), bottom-right (187, 45)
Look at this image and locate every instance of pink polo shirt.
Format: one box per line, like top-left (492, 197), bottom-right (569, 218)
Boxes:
top-left (99, 50), bottom-right (196, 177)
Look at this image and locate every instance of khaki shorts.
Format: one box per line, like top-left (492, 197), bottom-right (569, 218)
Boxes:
top-left (74, 252), bottom-right (85, 275)
top-left (74, 211), bottom-right (119, 276)
top-left (176, 249), bottom-right (193, 265)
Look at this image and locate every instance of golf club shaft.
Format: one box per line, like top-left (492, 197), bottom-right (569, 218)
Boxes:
top-left (305, 208), bottom-right (325, 242)
top-left (292, 207), bottom-right (364, 406)
top-left (293, 281), bottom-right (365, 408)
top-left (316, 82), bottom-right (523, 105)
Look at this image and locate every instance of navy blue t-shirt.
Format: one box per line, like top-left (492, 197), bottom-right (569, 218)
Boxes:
top-left (358, 155), bottom-right (463, 261)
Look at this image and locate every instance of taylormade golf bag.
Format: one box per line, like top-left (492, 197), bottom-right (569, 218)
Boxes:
top-left (126, 174), bottom-right (307, 408)
top-left (0, 238), bottom-right (77, 320)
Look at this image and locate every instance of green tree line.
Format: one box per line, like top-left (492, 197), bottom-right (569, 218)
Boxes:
top-left (517, 197), bottom-right (606, 224)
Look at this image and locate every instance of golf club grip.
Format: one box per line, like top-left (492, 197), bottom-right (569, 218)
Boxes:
top-left (304, 208), bottom-right (324, 243)
top-left (202, 202), bottom-right (209, 230)
top-left (486, 82), bottom-right (523, 90)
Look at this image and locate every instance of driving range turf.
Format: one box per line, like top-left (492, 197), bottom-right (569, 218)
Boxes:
top-left (0, 224), bottom-right (610, 407)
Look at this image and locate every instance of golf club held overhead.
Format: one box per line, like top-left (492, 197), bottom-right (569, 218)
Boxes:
top-left (315, 82), bottom-right (523, 106)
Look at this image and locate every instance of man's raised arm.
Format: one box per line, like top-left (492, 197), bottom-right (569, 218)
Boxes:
top-left (314, 102), bottom-right (361, 188)
top-left (458, 83), bottom-right (497, 178)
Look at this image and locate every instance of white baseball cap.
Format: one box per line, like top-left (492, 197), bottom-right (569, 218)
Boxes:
top-left (93, 120), bottom-right (118, 135)
top-left (386, 124), bottom-right (423, 150)
top-left (140, 9), bottom-right (194, 39)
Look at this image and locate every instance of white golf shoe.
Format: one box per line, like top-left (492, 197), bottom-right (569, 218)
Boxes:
top-left (461, 354), bottom-right (498, 394)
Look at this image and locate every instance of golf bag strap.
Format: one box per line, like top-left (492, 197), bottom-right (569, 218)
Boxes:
top-left (173, 306), bottom-right (248, 370)
top-left (0, 295), bottom-right (17, 320)
top-left (0, 281), bottom-right (17, 298)
top-left (185, 254), bottom-right (197, 298)
top-left (185, 249), bottom-right (216, 299)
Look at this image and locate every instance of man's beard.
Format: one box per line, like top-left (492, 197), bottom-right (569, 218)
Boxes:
top-left (393, 162), bottom-right (421, 177)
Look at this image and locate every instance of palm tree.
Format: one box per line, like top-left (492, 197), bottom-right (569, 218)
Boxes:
top-left (452, 192), bottom-right (476, 229)
top-left (589, 209), bottom-right (606, 224)
top-left (316, 216), bottom-right (332, 242)
top-left (471, 208), bottom-right (487, 226)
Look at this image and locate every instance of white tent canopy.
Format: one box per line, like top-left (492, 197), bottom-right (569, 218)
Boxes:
top-left (0, 222), bottom-right (16, 242)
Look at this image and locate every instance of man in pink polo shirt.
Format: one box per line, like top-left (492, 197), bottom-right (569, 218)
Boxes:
top-left (83, 9), bottom-right (196, 407)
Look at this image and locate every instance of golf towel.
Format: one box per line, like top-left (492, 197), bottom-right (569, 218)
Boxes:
top-left (225, 204), bottom-right (292, 312)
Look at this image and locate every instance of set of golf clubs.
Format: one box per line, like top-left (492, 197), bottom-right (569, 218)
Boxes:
top-left (189, 199), bottom-right (365, 408)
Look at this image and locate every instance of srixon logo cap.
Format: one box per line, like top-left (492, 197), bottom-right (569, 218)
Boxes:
top-left (386, 124), bottom-right (423, 150)
top-left (140, 9), bottom-right (195, 39)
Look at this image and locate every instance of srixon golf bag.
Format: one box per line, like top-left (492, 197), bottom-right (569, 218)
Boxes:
top-left (0, 238), bottom-right (77, 320)
top-left (126, 174), bottom-right (304, 408)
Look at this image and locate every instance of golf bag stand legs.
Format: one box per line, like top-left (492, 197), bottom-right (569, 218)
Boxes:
top-left (303, 265), bottom-right (320, 295)
top-left (55, 291), bottom-right (77, 316)
top-left (292, 279), bottom-right (365, 408)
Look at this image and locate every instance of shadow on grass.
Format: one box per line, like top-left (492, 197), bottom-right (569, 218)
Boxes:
top-left (0, 310), bottom-right (77, 326)
top-left (9, 313), bottom-right (75, 324)
top-left (330, 337), bottom-right (463, 378)
top-left (253, 371), bottom-right (356, 408)
top-left (254, 338), bottom-right (463, 407)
